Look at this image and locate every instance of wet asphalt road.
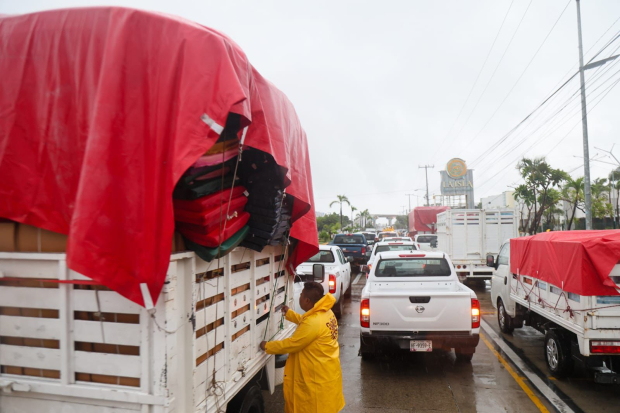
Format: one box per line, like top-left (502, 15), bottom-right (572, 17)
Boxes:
top-left (263, 276), bottom-right (620, 412)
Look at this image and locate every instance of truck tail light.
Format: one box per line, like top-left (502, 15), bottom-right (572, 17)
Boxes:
top-left (471, 298), bottom-right (480, 328)
top-left (361, 298), bottom-right (370, 327)
top-left (591, 341), bottom-right (620, 354)
top-left (328, 274), bottom-right (336, 294)
top-left (362, 247), bottom-right (366, 255)
top-left (399, 254), bottom-right (425, 258)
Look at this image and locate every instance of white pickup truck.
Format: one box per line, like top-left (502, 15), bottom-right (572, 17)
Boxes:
top-left (491, 236), bottom-right (620, 383)
top-left (359, 251), bottom-right (480, 361)
top-left (294, 245), bottom-right (352, 318)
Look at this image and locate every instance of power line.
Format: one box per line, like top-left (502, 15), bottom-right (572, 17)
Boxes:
top-left (461, 0), bottom-right (572, 150)
top-left (475, 73), bottom-right (620, 193)
top-left (449, 0), bottom-right (534, 147)
top-left (430, 0), bottom-right (516, 162)
top-left (468, 22), bottom-right (620, 169)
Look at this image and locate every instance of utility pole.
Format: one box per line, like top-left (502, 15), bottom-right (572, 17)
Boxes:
top-left (419, 165), bottom-right (434, 206)
top-left (576, 0), bottom-right (593, 230)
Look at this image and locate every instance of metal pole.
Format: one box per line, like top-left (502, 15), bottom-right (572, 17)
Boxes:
top-left (576, 0), bottom-right (593, 230)
top-left (419, 165), bottom-right (434, 206)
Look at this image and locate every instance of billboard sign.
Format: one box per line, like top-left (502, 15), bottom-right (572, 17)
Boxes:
top-left (440, 158), bottom-right (474, 208)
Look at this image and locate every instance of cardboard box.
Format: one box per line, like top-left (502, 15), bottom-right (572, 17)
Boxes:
top-left (0, 221), bottom-right (17, 252)
top-left (16, 224), bottom-right (67, 253)
top-left (171, 231), bottom-right (186, 253)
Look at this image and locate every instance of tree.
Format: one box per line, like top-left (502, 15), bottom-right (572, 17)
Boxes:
top-left (560, 176), bottom-right (584, 230)
top-left (610, 167), bottom-right (620, 228)
top-left (591, 178), bottom-right (614, 227)
top-left (350, 206), bottom-right (357, 226)
top-left (542, 189), bottom-right (563, 231)
top-left (514, 157), bottom-right (567, 234)
top-left (317, 213), bottom-right (350, 236)
top-left (357, 209), bottom-right (372, 229)
top-left (395, 215), bottom-right (408, 229)
top-left (329, 195), bottom-right (350, 231)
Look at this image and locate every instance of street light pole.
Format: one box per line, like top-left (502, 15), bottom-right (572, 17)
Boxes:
top-left (576, 0), bottom-right (593, 230)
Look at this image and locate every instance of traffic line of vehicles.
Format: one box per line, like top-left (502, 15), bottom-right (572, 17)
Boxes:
top-left (297, 210), bottom-right (620, 386)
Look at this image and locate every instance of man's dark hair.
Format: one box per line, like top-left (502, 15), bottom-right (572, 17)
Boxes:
top-left (303, 282), bottom-right (325, 304)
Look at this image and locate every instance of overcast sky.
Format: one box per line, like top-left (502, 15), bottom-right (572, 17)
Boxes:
top-left (3, 0), bottom-right (620, 218)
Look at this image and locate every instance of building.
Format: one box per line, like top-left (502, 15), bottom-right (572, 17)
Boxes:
top-left (480, 191), bottom-right (515, 210)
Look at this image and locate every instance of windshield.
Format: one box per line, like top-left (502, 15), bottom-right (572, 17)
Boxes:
top-left (305, 250), bottom-right (335, 263)
top-left (333, 235), bottom-right (365, 244)
top-left (363, 233), bottom-right (376, 240)
top-left (417, 235), bottom-right (437, 243)
top-left (375, 244), bottom-right (417, 253)
top-left (375, 258), bottom-right (451, 277)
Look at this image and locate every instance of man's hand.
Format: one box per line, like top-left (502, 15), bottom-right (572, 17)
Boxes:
top-left (281, 305), bottom-right (290, 314)
top-left (260, 341), bottom-right (267, 351)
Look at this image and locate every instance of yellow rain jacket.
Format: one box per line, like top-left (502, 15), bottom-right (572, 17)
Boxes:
top-left (265, 293), bottom-right (345, 413)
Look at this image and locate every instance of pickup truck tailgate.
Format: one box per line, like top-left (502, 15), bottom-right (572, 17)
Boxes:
top-left (369, 282), bottom-right (471, 332)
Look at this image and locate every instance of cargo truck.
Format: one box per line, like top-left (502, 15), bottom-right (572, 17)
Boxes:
top-left (491, 232), bottom-right (620, 383)
top-left (436, 209), bottom-right (518, 282)
top-left (0, 8), bottom-right (318, 413)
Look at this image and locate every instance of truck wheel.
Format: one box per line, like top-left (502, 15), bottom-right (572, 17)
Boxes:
top-left (226, 383), bottom-right (264, 413)
top-left (455, 348), bottom-right (475, 362)
top-left (344, 282), bottom-right (352, 298)
top-left (497, 299), bottom-right (514, 334)
top-left (360, 336), bottom-right (374, 361)
top-left (544, 330), bottom-right (574, 378)
top-left (333, 296), bottom-right (343, 319)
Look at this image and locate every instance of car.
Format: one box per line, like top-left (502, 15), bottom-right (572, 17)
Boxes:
top-left (380, 236), bottom-right (413, 243)
top-left (330, 233), bottom-right (369, 266)
top-left (360, 250), bottom-right (480, 361)
top-left (377, 231), bottom-right (398, 242)
top-left (362, 231), bottom-right (377, 246)
top-left (365, 240), bottom-right (418, 276)
top-left (414, 234), bottom-right (438, 251)
top-left (294, 245), bottom-right (352, 318)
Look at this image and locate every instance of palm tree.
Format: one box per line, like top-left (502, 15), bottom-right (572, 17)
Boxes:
top-left (330, 195), bottom-right (350, 231)
top-left (561, 176), bottom-right (584, 230)
top-left (350, 206), bottom-right (357, 227)
top-left (610, 168), bottom-right (620, 228)
top-left (360, 209), bottom-right (372, 228)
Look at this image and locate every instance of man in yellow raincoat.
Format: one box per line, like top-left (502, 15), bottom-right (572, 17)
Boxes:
top-left (260, 282), bottom-right (345, 413)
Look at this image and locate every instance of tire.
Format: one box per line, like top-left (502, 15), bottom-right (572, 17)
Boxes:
top-left (344, 282), bottom-right (352, 298)
top-left (360, 336), bottom-right (374, 361)
top-left (497, 299), bottom-right (514, 334)
top-left (226, 384), bottom-right (264, 413)
top-left (455, 348), bottom-right (475, 362)
top-left (333, 295), bottom-right (344, 319)
top-left (544, 330), bottom-right (574, 378)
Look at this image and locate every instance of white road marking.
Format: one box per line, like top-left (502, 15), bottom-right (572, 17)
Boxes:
top-left (480, 319), bottom-right (575, 413)
top-left (353, 273), bottom-right (363, 285)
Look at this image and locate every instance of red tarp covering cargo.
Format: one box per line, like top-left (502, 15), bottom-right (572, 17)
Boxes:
top-left (409, 206), bottom-right (450, 233)
top-left (0, 7), bottom-right (318, 307)
top-left (510, 231), bottom-right (620, 297)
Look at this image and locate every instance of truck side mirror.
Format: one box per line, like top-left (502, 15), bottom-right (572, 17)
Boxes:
top-left (346, 256), bottom-right (354, 263)
top-left (486, 254), bottom-right (495, 268)
top-left (312, 264), bottom-right (325, 282)
top-left (360, 265), bottom-right (369, 274)
top-left (431, 239), bottom-right (438, 248)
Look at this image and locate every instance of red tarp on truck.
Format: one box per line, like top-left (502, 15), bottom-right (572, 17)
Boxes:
top-left (0, 7), bottom-right (318, 307)
top-left (409, 206), bottom-right (450, 233)
top-left (510, 231), bottom-right (620, 297)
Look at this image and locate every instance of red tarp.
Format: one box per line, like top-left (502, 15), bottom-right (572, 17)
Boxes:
top-left (0, 7), bottom-right (318, 307)
top-left (510, 231), bottom-right (620, 297)
top-left (409, 206), bottom-right (450, 233)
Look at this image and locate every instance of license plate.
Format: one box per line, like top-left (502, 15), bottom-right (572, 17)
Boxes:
top-left (410, 340), bottom-right (432, 352)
